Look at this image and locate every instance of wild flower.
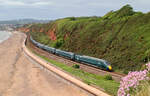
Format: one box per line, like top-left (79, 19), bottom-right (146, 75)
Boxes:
top-left (117, 62), bottom-right (150, 96)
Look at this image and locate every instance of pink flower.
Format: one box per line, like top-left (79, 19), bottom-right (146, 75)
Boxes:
top-left (117, 63), bottom-right (150, 96)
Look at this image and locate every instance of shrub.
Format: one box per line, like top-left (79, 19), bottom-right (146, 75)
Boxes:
top-left (52, 38), bottom-right (64, 48)
top-left (72, 64), bottom-right (80, 69)
top-left (67, 17), bottom-right (76, 21)
top-left (104, 74), bottom-right (113, 80)
top-left (118, 63), bottom-right (150, 96)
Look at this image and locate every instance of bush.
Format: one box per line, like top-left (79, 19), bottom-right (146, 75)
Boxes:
top-left (52, 38), bottom-right (64, 48)
top-left (67, 17), bottom-right (76, 21)
top-left (104, 74), bottom-right (113, 80)
top-left (72, 64), bottom-right (80, 69)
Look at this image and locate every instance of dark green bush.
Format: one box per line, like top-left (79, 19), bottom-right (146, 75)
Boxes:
top-left (72, 64), bottom-right (80, 69)
top-left (52, 38), bottom-right (64, 48)
top-left (67, 17), bottom-right (76, 21)
top-left (104, 75), bottom-right (113, 80)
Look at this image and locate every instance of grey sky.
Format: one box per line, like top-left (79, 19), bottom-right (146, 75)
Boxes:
top-left (0, 0), bottom-right (150, 20)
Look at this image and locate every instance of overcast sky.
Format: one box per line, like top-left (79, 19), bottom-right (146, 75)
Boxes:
top-left (0, 0), bottom-right (149, 20)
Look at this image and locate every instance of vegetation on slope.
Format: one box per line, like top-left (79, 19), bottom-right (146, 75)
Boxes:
top-left (28, 5), bottom-right (150, 73)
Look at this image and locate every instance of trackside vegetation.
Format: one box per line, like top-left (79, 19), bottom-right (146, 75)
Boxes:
top-left (28, 47), bottom-right (119, 95)
top-left (28, 4), bottom-right (150, 73)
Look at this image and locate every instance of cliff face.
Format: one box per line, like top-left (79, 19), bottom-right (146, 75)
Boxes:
top-left (17, 27), bottom-right (30, 32)
top-left (48, 28), bottom-right (57, 41)
top-left (22, 5), bottom-right (150, 72)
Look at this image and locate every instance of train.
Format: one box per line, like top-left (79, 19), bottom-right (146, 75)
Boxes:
top-left (30, 36), bottom-right (112, 71)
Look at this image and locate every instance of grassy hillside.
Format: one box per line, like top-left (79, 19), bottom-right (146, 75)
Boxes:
top-left (28, 5), bottom-right (150, 73)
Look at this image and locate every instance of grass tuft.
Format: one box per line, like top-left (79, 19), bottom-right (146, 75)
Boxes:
top-left (104, 74), bottom-right (113, 80)
top-left (72, 64), bottom-right (80, 69)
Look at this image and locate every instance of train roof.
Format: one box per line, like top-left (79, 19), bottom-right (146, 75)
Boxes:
top-left (56, 49), bottom-right (74, 54)
top-left (82, 55), bottom-right (107, 62)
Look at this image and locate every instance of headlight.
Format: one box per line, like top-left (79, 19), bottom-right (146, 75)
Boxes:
top-left (108, 66), bottom-right (112, 70)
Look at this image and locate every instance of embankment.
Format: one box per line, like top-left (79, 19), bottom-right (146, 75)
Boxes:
top-left (19, 5), bottom-right (150, 72)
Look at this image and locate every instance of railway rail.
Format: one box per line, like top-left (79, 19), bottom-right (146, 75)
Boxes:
top-left (26, 35), bottom-right (125, 82)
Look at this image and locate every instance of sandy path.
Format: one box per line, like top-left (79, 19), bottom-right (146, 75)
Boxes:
top-left (0, 32), bottom-right (89, 96)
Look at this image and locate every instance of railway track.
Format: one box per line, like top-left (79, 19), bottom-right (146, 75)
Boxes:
top-left (26, 35), bottom-right (125, 82)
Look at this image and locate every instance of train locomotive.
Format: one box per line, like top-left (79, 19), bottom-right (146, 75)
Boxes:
top-left (30, 36), bottom-right (112, 71)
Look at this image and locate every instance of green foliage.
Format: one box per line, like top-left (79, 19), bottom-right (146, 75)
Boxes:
top-left (72, 64), bottom-right (80, 69)
top-left (30, 31), bottom-right (50, 45)
top-left (28, 5), bottom-right (150, 73)
top-left (104, 74), bottom-right (113, 80)
top-left (66, 17), bottom-right (76, 21)
top-left (52, 38), bottom-right (64, 48)
top-left (132, 81), bottom-right (150, 96)
top-left (103, 10), bottom-right (115, 19)
top-left (116, 4), bottom-right (135, 18)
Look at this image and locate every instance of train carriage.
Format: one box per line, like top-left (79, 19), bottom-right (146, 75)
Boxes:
top-left (30, 36), bottom-right (112, 71)
top-left (55, 49), bottom-right (75, 60)
top-left (47, 47), bottom-right (56, 54)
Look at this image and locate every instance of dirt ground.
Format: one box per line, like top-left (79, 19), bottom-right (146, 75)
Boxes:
top-left (0, 32), bottom-right (89, 96)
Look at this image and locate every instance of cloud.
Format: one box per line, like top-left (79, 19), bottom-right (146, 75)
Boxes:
top-left (0, 0), bottom-right (26, 6)
top-left (0, 0), bottom-right (54, 7)
top-left (0, 0), bottom-right (150, 20)
top-left (31, 1), bottom-right (54, 6)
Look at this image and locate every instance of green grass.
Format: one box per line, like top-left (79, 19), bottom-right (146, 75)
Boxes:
top-left (29, 48), bottom-right (119, 96)
top-left (135, 81), bottom-right (150, 96)
top-left (25, 5), bottom-right (150, 73)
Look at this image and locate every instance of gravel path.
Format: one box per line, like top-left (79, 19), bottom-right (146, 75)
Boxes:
top-left (0, 32), bottom-right (89, 96)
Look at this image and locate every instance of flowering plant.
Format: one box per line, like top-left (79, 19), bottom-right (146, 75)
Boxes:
top-left (117, 63), bottom-right (150, 96)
